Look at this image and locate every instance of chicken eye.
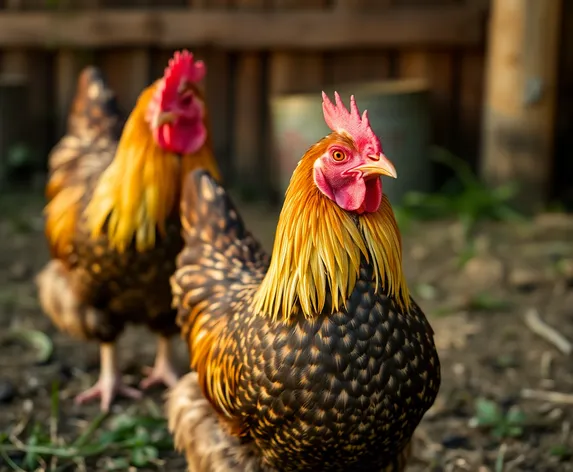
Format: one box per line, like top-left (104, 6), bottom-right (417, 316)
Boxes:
top-left (179, 91), bottom-right (193, 108)
top-left (332, 150), bottom-right (345, 161)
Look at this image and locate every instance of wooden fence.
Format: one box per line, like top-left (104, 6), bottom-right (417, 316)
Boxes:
top-left (1, 0), bottom-right (491, 199)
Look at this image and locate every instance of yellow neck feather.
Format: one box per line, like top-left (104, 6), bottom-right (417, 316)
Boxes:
top-left (85, 88), bottom-right (220, 253)
top-left (251, 153), bottom-right (410, 322)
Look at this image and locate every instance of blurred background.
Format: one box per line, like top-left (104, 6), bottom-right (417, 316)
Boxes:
top-left (1, 1), bottom-right (573, 471)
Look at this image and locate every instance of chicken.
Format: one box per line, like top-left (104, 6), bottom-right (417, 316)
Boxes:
top-left (167, 92), bottom-right (440, 471)
top-left (36, 50), bottom-right (220, 412)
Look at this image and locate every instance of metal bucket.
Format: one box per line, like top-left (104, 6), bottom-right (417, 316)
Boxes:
top-left (270, 78), bottom-right (432, 205)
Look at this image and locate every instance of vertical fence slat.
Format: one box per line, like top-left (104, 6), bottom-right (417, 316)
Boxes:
top-left (458, 49), bottom-right (484, 168)
top-left (54, 1), bottom-right (100, 136)
top-left (204, 48), bottom-right (232, 182)
top-left (268, 0), bottom-right (327, 94)
top-left (1, 0), bottom-right (33, 176)
top-left (267, 0), bottom-right (327, 198)
top-left (55, 50), bottom-right (95, 136)
top-left (96, 0), bottom-right (150, 112)
top-left (189, 0), bottom-right (233, 183)
top-left (99, 48), bottom-right (150, 114)
top-left (0, 0), bottom-right (502, 201)
top-left (232, 0), bottom-right (266, 197)
top-left (328, 51), bottom-right (391, 85)
top-left (233, 52), bottom-right (265, 197)
top-left (330, 0), bottom-right (392, 86)
top-left (398, 50), bottom-right (455, 152)
top-left (554, 0), bottom-right (573, 204)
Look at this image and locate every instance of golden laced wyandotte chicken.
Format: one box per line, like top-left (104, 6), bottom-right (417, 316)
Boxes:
top-left (35, 50), bottom-right (221, 412)
top-left (167, 92), bottom-right (441, 471)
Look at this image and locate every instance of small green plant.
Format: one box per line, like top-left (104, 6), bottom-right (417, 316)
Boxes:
top-left (467, 292), bottom-right (513, 312)
top-left (1, 329), bottom-right (54, 364)
top-left (394, 147), bottom-right (524, 238)
top-left (0, 382), bottom-right (173, 471)
top-left (550, 444), bottom-right (573, 461)
top-left (470, 397), bottom-right (527, 439)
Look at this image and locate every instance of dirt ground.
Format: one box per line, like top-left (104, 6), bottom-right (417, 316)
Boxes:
top-left (1, 190), bottom-right (573, 472)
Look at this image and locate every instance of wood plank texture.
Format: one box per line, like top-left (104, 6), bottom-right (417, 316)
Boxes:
top-left (187, 0), bottom-right (233, 183)
top-left (267, 0), bottom-right (327, 198)
top-left (480, 0), bottom-right (562, 211)
top-left (457, 49), bottom-right (484, 168)
top-left (232, 0), bottom-right (266, 197)
top-left (99, 48), bottom-right (150, 113)
top-left (398, 50), bottom-right (455, 149)
top-left (0, 8), bottom-right (485, 48)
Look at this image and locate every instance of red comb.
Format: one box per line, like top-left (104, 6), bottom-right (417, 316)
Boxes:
top-left (165, 50), bottom-right (206, 84)
top-left (156, 50), bottom-right (206, 107)
top-left (321, 91), bottom-right (381, 153)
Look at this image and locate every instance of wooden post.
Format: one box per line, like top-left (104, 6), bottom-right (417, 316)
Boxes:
top-left (480, 0), bottom-right (562, 212)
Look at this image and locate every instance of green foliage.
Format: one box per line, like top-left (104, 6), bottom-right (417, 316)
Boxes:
top-left (467, 293), bottom-right (513, 312)
top-left (550, 444), bottom-right (573, 461)
top-left (3, 143), bottom-right (43, 182)
top-left (0, 384), bottom-right (174, 471)
top-left (2, 329), bottom-right (54, 364)
top-left (394, 147), bottom-right (524, 237)
top-left (470, 398), bottom-right (527, 439)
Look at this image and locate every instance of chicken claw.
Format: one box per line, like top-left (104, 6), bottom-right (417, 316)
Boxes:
top-left (140, 336), bottom-right (179, 390)
top-left (75, 342), bottom-right (141, 412)
top-left (75, 377), bottom-right (141, 412)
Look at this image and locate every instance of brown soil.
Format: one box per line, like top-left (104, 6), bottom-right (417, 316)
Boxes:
top-left (1, 191), bottom-right (573, 472)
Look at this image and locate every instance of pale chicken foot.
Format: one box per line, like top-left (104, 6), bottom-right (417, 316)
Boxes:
top-left (140, 336), bottom-right (179, 390)
top-left (75, 343), bottom-right (141, 412)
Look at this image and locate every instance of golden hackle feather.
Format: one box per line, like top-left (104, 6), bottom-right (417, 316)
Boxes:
top-left (45, 135), bottom-right (114, 259)
top-left (85, 82), bottom-right (220, 253)
top-left (251, 135), bottom-right (410, 322)
top-left (45, 66), bottom-right (125, 260)
top-left (45, 186), bottom-right (84, 258)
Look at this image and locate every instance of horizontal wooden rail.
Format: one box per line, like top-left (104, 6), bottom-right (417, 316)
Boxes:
top-left (0, 7), bottom-right (485, 49)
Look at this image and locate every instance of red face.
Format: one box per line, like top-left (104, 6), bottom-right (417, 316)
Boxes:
top-left (146, 50), bottom-right (207, 155)
top-left (313, 137), bottom-right (397, 214)
top-left (150, 81), bottom-right (206, 155)
top-left (315, 92), bottom-right (398, 214)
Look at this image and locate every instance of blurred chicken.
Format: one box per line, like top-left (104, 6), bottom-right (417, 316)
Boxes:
top-left (36, 51), bottom-right (220, 412)
top-left (167, 92), bottom-right (440, 471)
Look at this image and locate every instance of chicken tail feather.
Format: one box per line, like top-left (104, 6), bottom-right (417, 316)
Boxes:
top-left (173, 169), bottom-right (269, 330)
top-left (35, 260), bottom-right (106, 340)
top-left (166, 372), bottom-right (264, 472)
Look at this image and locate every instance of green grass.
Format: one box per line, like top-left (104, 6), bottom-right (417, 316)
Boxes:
top-left (0, 382), bottom-right (174, 471)
top-left (392, 147), bottom-right (526, 268)
top-left (394, 147), bottom-right (525, 237)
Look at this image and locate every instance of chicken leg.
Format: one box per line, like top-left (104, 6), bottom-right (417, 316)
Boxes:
top-left (140, 335), bottom-right (179, 390)
top-left (75, 343), bottom-right (141, 412)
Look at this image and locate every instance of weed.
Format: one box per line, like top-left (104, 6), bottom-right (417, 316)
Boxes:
top-left (469, 398), bottom-right (527, 439)
top-left (0, 382), bottom-right (173, 471)
top-left (394, 147), bottom-right (524, 252)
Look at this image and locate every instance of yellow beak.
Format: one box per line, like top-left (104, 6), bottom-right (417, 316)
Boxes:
top-left (151, 111), bottom-right (177, 129)
top-left (354, 154), bottom-right (398, 179)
